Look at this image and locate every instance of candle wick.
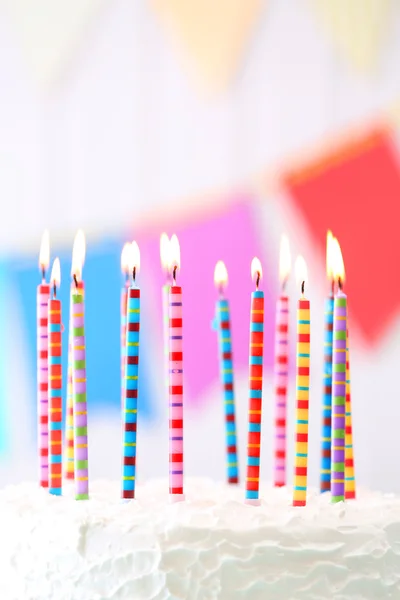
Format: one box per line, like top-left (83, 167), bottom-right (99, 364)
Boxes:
top-left (338, 277), bottom-right (343, 292)
top-left (281, 276), bottom-right (287, 294)
top-left (256, 271), bottom-right (260, 291)
top-left (41, 266), bottom-right (46, 282)
top-left (53, 282), bottom-right (57, 299)
top-left (172, 265), bottom-right (177, 286)
top-left (73, 274), bottom-right (79, 289)
top-left (132, 266), bottom-right (136, 284)
top-left (301, 280), bottom-right (305, 295)
top-left (331, 278), bottom-right (335, 296)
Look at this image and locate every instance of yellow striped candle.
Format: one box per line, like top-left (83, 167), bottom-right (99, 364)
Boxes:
top-left (345, 328), bottom-right (356, 499)
top-left (293, 256), bottom-right (310, 508)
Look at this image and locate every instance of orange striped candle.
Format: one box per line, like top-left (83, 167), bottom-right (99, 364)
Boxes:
top-left (245, 257), bottom-right (264, 505)
top-left (293, 256), bottom-right (310, 508)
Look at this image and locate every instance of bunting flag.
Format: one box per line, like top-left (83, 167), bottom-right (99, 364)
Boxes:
top-left (284, 126), bottom-right (400, 344)
top-left (150, 0), bottom-right (263, 91)
top-left (310, 0), bottom-right (392, 72)
top-left (1, 0), bottom-right (107, 85)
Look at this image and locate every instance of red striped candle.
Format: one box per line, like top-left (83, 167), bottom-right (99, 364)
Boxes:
top-left (48, 258), bottom-right (62, 496)
top-left (168, 234), bottom-right (184, 501)
top-left (37, 231), bottom-right (50, 488)
top-left (121, 243), bottom-right (130, 410)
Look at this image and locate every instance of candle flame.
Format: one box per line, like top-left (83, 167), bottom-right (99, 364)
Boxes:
top-left (251, 257), bottom-right (262, 285)
top-left (129, 241), bottom-right (141, 274)
top-left (326, 230), bottom-right (335, 280)
top-left (295, 255), bottom-right (308, 290)
top-left (160, 233), bottom-right (170, 272)
top-left (71, 229), bottom-right (86, 280)
top-left (39, 230), bottom-right (50, 272)
top-left (121, 243), bottom-right (130, 274)
top-left (279, 234), bottom-right (291, 283)
top-left (169, 234), bottom-right (180, 272)
top-left (50, 257), bottom-right (61, 289)
top-left (332, 237), bottom-right (345, 284)
top-left (214, 260), bottom-right (228, 289)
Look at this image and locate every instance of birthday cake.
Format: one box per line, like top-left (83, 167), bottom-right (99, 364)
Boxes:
top-left (0, 479), bottom-right (399, 600)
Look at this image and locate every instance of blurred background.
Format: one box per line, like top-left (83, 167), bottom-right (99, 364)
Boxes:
top-left (1, 0), bottom-right (400, 492)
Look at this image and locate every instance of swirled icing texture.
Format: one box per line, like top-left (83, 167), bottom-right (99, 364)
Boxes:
top-left (0, 479), bottom-right (399, 599)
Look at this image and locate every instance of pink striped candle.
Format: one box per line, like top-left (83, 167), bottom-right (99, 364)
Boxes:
top-left (168, 234), bottom-right (184, 500)
top-left (37, 231), bottom-right (50, 488)
top-left (274, 235), bottom-right (291, 487)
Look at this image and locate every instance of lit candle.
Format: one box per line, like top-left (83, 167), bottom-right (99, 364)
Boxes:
top-left (71, 233), bottom-right (89, 500)
top-left (37, 231), bottom-right (50, 488)
top-left (168, 234), bottom-right (184, 500)
top-left (213, 260), bottom-right (239, 485)
top-left (122, 242), bottom-right (141, 500)
top-left (331, 239), bottom-right (346, 504)
top-left (48, 258), bottom-right (62, 496)
top-left (345, 328), bottom-right (356, 499)
top-left (320, 231), bottom-right (334, 493)
top-left (245, 257), bottom-right (264, 505)
top-left (273, 235), bottom-right (291, 487)
top-left (121, 243), bottom-right (130, 411)
top-left (64, 231), bottom-right (85, 482)
top-left (293, 256), bottom-right (310, 507)
top-left (160, 233), bottom-right (171, 396)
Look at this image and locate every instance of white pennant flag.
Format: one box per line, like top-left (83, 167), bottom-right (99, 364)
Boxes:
top-left (1, 0), bottom-right (107, 86)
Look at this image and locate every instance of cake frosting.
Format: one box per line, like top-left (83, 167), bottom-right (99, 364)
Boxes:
top-left (1, 478), bottom-right (400, 600)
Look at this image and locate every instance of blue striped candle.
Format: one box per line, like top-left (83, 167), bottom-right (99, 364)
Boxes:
top-left (215, 298), bottom-right (239, 484)
top-left (121, 286), bottom-right (140, 500)
top-left (320, 295), bottom-right (334, 492)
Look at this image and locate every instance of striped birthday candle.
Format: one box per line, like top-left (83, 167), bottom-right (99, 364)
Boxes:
top-left (72, 290), bottom-right (89, 500)
top-left (121, 281), bottom-right (128, 408)
top-left (293, 256), bottom-right (310, 508)
top-left (37, 231), bottom-right (50, 488)
top-left (48, 260), bottom-right (62, 496)
top-left (122, 284), bottom-right (140, 500)
top-left (37, 281), bottom-right (50, 488)
top-left (331, 289), bottom-right (347, 503)
top-left (215, 298), bottom-right (239, 484)
top-left (273, 295), bottom-right (289, 487)
top-left (169, 283), bottom-right (184, 498)
top-left (245, 258), bottom-right (264, 504)
top-left (320, 295), bottom-right (334, 493)
top-left (345, 328), bottom-right (356, 499)
top-left (64, 280), bottom-right (84, 482)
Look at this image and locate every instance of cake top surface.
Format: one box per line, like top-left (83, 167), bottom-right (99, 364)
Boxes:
top-left (1, 479), bottom-right (399, 600)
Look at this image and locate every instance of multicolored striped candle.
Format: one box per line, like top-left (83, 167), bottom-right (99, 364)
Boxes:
top-left (160, 233), bottom-right (171, 395)
top-left (71, 231), bottom-right (89, 500)
top-left (122, 241), bottom-right (140, 500)
top-left (168, 234), bottom-right (184, 500)
top-left (121, 243), bottom-right (130, 410)
top-left (293, 256), bottom-right (310, 508)
top-left (245, 257), bottom-right (264, 505)
top-left (321, 231), bottom-right (334, 493)
top-left (345, 328), bottom-right (356, 499)
top-left (274, 235), bottom-right (291, 487)
top-left (331, 239), bottom-right (347, 504)
top-left (65, 280), bottom-right (84, 482)
top-left (64, 230), bottom-right (86, 483)
top-left (213, 260), bottom-right (239, 485)
top-left (37, 230), bottom-right (50, 488)
top-left (48, 259), bottom-right (62, 496)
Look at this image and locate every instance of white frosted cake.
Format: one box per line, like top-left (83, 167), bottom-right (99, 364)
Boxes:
top-left (0, 479), bottom-right (399, 599)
